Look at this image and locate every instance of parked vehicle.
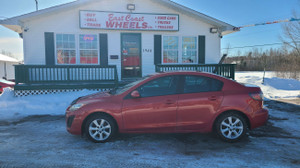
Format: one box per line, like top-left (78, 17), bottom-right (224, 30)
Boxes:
top-left (66, 72), bottom-right (268, 143)
top-left (0, 79), bottom-right (15, 94)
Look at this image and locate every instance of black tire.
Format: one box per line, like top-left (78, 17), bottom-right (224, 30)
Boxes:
top-left (85, 114), bottom-right (117, 143)
top-left (215, 112), bottom-right (248, 142)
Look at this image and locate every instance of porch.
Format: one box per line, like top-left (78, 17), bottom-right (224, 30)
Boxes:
top-left (14, 64), bottom-right (235, 92)
top-left (14, 65), bottom-right (119, 91)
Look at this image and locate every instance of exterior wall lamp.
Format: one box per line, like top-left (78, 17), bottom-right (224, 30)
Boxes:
top-left (210, 28), bottom-right (218, 34)
top-left (127, 4), bottom-right (135, 11)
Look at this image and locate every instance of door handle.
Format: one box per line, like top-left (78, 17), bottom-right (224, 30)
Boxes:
top-left (165, 100), bottom-right (175, 104)
top-left (208, 96), bottom-right (217, 101)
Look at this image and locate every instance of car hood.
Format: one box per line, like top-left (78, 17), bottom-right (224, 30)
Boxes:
top-left (75, 92), bottom-right (112, 104)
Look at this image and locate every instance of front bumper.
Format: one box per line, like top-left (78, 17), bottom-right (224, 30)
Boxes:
top-left (250, 108), bottom-right (269, 129)
top-left (66, 111), bottom-right (83, 135)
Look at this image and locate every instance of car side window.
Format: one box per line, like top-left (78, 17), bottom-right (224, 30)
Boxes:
top-left (137, 76), bottom-right (178, 98)
top-left (184, 75), bottom-right (223, 93)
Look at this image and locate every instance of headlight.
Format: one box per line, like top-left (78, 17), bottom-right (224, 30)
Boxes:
top-left (69, 103), bottom-right (84, 111)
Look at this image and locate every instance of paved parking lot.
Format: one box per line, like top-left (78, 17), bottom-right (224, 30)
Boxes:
top-left (0, 100), bottom-right (299, 168)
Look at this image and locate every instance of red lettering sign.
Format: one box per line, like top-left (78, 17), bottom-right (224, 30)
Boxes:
top-left (81, 11), bottom-right (179, 31)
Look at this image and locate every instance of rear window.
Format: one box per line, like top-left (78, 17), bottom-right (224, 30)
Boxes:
top-left (184, 75), bottom-right (223, 94)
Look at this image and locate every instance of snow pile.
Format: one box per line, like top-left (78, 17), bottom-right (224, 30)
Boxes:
top-left (264, 77), bottom-right (300, 90)
top-left (235, 71), bottom-right (300, 99)
top-left (0, 88), bottom-right (98, 121)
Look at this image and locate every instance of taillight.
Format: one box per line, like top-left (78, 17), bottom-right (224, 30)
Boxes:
top-left (249, 92), bottom-right (263, 101)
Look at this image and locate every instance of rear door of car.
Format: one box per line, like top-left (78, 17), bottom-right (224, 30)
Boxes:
top-left (122, 75), bottom-right (180, 132)
top-left (177, 75), bottom-right (224, 131)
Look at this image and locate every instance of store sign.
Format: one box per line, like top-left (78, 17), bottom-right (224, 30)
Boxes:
top-left (80, 11), bottom-right (179, 31)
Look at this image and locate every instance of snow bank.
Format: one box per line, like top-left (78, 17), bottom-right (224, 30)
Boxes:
top-left (235, 71), bottom-right (300, 99)
top-left (0, 88), bottom-right (98, 121)
top-left (264, 77), bottom-right (300, 90)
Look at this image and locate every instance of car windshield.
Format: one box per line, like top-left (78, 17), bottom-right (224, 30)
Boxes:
top-left (109, 76), bottom-right (151, 95)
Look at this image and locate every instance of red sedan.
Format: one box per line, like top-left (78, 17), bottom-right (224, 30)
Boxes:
top-left (0, 79), bottom-right (15, 94)
top-left (66, 72), bottom-right (268, 143)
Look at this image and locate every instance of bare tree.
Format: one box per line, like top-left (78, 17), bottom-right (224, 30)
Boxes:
top-left (280, 12), bottom-right (300, 56)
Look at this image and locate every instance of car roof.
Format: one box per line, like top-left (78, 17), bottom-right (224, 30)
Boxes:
top-left (154, 71), bottom-right (228, 80)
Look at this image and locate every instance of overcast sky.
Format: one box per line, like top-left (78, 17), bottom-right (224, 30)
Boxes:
top-left (0, 0), bottom-right (299, 60)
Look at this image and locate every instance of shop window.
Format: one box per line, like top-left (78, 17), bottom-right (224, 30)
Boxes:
top-left (56, 34), bottom-right (76, 64)
top-left (162, 36), bottom-right (197, 64)
top-left (79, 34), bottom-right (99, 64)
top-left (182, 37), bottom-right (197, 63)
top-left (163, 36), bottom-right (178, 63)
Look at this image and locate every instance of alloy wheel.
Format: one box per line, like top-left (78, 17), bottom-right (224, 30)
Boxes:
top-left (88, 119), bottom-right (112, 141)
top-left (220, 116), bottom-right (244, 140)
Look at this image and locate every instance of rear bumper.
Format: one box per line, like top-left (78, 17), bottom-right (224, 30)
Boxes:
top-left (250, 108), bottom-right (269, 129)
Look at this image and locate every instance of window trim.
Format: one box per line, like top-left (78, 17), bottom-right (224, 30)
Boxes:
top-left (54, 33), bottom-right (100, 65)
top-left (162, 35), bottom-right (198, 65)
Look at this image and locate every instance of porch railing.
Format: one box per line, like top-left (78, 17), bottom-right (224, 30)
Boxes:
top-left (14, 65), bottom-right (119, 89)
top-left (155, 64), bottom-right (236, 80)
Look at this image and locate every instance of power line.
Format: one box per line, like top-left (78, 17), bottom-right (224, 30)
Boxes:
top-left (233, 18), bottom-right (300, 30)
top-left (222, 41), bottom-right (300, 50)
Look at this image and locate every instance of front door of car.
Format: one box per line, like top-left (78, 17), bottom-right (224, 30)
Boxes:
top-left (177, 75), bottom-right (224, 131)
top-left (122, 76), bottom-right (179, 132)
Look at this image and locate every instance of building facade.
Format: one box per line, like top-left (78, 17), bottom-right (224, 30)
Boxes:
top-left (0, 0), bottom-right (237, 95)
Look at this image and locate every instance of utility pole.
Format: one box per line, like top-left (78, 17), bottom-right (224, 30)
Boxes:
top-left (35, 0), bottom-right (38, 11)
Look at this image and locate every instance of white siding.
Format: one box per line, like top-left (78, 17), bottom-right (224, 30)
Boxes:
top-left (22, 0), bottom-right (221, 78)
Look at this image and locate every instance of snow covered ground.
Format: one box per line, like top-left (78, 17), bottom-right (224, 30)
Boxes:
top-left (0, 71), bottom-right (299, 121)
top-left (0, 89), bottom-right (98, 121)
top-left (235, 71), bottom-right (300, 99)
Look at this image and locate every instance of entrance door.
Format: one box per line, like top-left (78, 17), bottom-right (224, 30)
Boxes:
top-left (121, 33), bottom-right (142, 79)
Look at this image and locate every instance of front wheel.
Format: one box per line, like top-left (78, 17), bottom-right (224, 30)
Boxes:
top-left (85, 114), bottom-right (117, 143)
top-left (215, 112), bottom-right (247, 142)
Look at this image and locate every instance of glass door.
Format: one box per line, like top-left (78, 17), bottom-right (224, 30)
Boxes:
top-left (121, 33), bottom-right (142, 79)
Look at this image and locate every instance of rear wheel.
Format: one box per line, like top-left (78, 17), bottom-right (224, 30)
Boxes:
top-left (215, 112), bottom-right (247, 142)
top-left (85, 114), bottom-right (117, 143)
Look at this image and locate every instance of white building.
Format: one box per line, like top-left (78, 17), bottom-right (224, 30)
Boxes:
top-left (0, 54), bottom-right (20, 80)
top-left (0, 0), bottom-right (237, 95)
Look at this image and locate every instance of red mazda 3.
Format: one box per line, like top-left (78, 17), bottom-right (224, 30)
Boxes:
top-left (66, 72), bottom-right (268, 143)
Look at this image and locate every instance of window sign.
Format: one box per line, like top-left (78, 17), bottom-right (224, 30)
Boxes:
top-left (80, 11), bottom-right (179, 31)
top-left (79, 34), bottom-right (99, 64)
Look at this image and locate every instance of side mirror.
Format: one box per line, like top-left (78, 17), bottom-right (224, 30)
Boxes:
top-left (131, 90), bottom-right (140, 98)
